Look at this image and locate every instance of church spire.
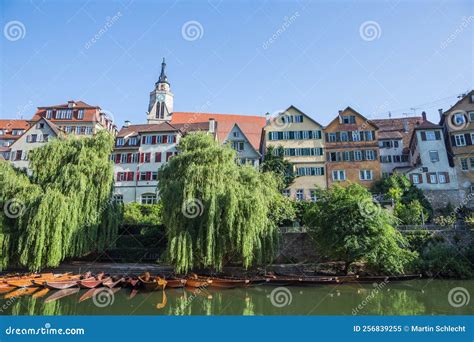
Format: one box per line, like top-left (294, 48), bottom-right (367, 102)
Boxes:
top-left (156, 57), bottom-right (169, 86)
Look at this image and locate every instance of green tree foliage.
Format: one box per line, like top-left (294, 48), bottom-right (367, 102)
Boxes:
top-left (158, 133), bottom-right (286, 273)
top-left (304, 183), bottom-right (417, 274)
top-left (261, 145), bottom-right (294, 189)
top-left (394, 200), bottom-right (425, 225)
top-left (123, 202), bottom-right (162, 226)
top-left (373, 173), bottom-right (432, 220)
top-left (0, 131), bottom-right (119, 271)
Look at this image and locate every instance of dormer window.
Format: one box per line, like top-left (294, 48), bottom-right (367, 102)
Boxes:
top-left (116, 138), bottom-right (124, 146)
top-left (129, 137), bottom-right (137, 145)
top-left (341, 115), bottom-right (356, 124)
top-left (0, 130), bottom-right (4, 135)
top-left (77, 109), bottom-right (84, 119)
top-left (46, 109), bottom-right (53, 119)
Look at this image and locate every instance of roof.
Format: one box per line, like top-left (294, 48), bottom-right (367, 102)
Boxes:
top-left (413, 120), bottom-right (442, 130)
top-left (7, 117), bottom-right (63, 149)
top-left (372, 117), bottom-right (421, 151)
top-left (326, 106), bottom-right (379, 130)
top-left (117, 122), bottom-right (179, 137)
top-left (171, 112), bottom-right (266, 150)
top-left (442, 90), bottom-right (474, 116)
top-left (30, 101), bottom-right (116, 130)
top-left (0, 119), bottom-right (30, 140)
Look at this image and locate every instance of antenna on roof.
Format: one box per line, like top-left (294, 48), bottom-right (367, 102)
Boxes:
top-left (410, 107), bottom-right (419, 115)
top-left (388, 111), bottom-right (392, 118)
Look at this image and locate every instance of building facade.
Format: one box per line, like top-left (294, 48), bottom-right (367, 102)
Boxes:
top-left (0, 119), bottom-right (29, 160)
top-left (8, 118), bottom-right (62, 171)
top-left (404, 113), bottom-right (458, 208)
top-left (30, 100), bottom-right (117, 136)
top-left (439, 90), bottom-right (474, 207)
top-left (324, 107), bottom-right (381, 188)
top-left (263, 106), bottom-right (325, 200)
top-left (372, 117), bottom-right (421, 178)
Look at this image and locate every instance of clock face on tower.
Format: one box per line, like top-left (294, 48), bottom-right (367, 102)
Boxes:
top-left (157, 94), bottom-right (165, 101)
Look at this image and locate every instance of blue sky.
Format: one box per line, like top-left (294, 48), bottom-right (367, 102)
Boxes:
top-left (1, 0), bottom-right (472, 127)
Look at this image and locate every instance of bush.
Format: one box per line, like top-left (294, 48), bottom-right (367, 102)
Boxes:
top-left (123, 202), bottom-right (162, 226)
top-left (420, 243), bottom-right (472, 278)
top-left (432, 215), bottom-right (456, 227)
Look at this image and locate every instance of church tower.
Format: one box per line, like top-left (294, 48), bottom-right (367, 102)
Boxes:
top-left (147, 58), bottom-right (174, 123)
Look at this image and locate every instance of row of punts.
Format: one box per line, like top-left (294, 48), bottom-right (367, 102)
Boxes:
top-left (0, 272), bottom-right (422, 303)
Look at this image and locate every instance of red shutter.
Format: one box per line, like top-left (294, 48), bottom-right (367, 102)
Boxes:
top-left (172, 135), bottom-right (176, 143)
top-left (445, 172), bottom-right (450, 183)
top-left (418, 173), bottom-right (423, 184)
top-left (166, 152), bottom-right (172, 161)
top-left (152, 136), bottom-right (157, 144)
top-left (146, 172), bottom-right (151, 181)
top-left (426, 173), bottom-right (432, 184)
top-left (146, 152), bottom-right (151, 162)
top-left (155, 152), bottom-right (162, 162)
top-left (127, 153), bottom-right (132, 163)
top-left (115, 154), bottom-right (120, 164)
top-left (136, 171), bottom-right (140, 181)
top-left (163, 135), bottom-right (168, 144)
top-left (139, 153), bottom-right (144, 163)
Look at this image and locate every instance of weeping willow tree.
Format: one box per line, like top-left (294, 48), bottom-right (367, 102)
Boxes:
top-left (158, 133), bottom-right (286, 273)
top-left (0, 130), bottom-right (120, 271)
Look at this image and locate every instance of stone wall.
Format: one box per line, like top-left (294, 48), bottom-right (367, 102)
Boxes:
top-left (423, 189), bottom-right (464, 210)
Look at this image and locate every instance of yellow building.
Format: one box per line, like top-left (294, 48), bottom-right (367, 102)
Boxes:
top-left (263, 106), bottom-right (326, 200)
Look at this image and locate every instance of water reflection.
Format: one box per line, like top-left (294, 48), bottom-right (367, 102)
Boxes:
top-left (0, 280), bottom-right (472, 316)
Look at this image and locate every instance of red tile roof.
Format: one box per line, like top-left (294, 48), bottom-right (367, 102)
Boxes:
top-left (117, 122), bottom-right (179, 137)
top-left (0, 119), bottom-right (30, 140)
top-left (171, 112), bottom-right (266, 150)
top-left (372, 117), bottom-right (422, 153)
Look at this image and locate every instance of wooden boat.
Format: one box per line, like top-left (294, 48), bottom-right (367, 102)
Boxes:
top-left (79, 288), bottom-right (100, 303)
top-left (6, 279), bottom-right (34, 288)
top-left (165, 278), bottom-right (187, 288)
top-left (343, 274), bottom-right (422, 283)
top-left (103, 277), bottom-right (124, 289)
top-left (44, 279), bottom-right (79, 290)
top-left (44, 288), bottom-right (80, 303)
top-left (209, 277), bottom-right (250, 289)
top-left (4, 287), bottom-right (38, 299)
top-left (0, 286), bottom-right (15, 294)
top-left (186, 274), bottom-right (212, 288)
top-left (78, 277), bottom-right (103, 289)
top-left (138, 276), bottom-right (167, 291)
top-left (264, 275), bottom-right (339, 286)
top-left (32, 288), bottom-right (50, 299)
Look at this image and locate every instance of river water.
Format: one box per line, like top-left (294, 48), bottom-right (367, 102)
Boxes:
top-left (0, 280), bottom-right (472, 315)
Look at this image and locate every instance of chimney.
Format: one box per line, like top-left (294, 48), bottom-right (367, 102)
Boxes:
top-left (422, 111), bottom-right (427, 121)
top-left (403, 118), bottom-right (408, 133)
top-left (438, 108), bottom-right (443, 120)
top-left (67, 100), bottom-right (75, 108)
top-left (338, 110), bottom-right (343, 123)
top-left (265, 112), bottom-right (270, 124)
top-left (124, 120), bottom-right (131, 127)
top-left (209, 118), bottom-right (216, 133)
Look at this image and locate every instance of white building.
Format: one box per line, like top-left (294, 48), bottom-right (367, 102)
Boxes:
top-left (404, 112), bottom-right (459, 208)
top-left (8, 118), bottom-right (62, 171)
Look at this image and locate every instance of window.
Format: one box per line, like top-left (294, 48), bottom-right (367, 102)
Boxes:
top-left (412, 174), bottom-right (420, 184)
top-left (282, 189), bottom-right (290, 197)
top-left (429, 150), bottom-right (439, 162)
top-left (12, 129), bottom-right (24, 136)
top-left (380, 140), bottom-right (391, 148)
top-left (365, 131), bottom-right (373, 141)
top-left (354, 151), bottom-right (362, 161)
top-left (469, 112), bottom-right (474, 121)
top-left (342, 115), bottom-right (356, 124)
top-left (85, 127), bottom-right (93, 135)
top-left (425, 131), bottom-right (436, 141)
top-left (332, 170), bottom-right (346, 181)
top-left (296, 167), bottom-right (324, 176)
top-left (461, 158), bottom-right (469, 171)
top-left (359, 170), bottom-right (373, 181)
top-left (328, 133), bottom-right (336, 142)
top-left (429, 173), bottom-right (438, 184)
top-left (380, 155), bottom-right (392, 163)
top-left (438, 173), bottom-right (447, 184)
top-left (151, 172), bottom-right (158, 181)
top-left (232, 141), bottom-right (244, 152)
top-left (46, 109), bottom-right (53, 119)
top-left (113, 194), bottom-right (123, 204)
top-left (141, 193), bottom-right (157, 204)
top-left (455, 134), bottom-right (466, 146)
top-left (144, 153), bottom-right (151, 163)
top-left (296, 189), bottom-right (304, 200)
top-left (310, 190), bottom-right (317, 202)
top-left (116, 138), bottom-right (124, 146)
top-left (352, 131), bottom-right (360, 141)
top-left (294, 115), bottom-right (303, 123)
top-left (42, 134), bottom-right (49, 142)
top-left (340, 131), bottom-right (348, 142)
top-left (233, 131), bottom-right (240, 138)
top-left (365, 150), bottom-right (375, 160)
top-left (36, 122), bottom-right (44, 129)
top-left (470, 158), bottom-right (474, 169)
top-left (129, 137), bottom-right (137, 145)
top-left (75, 126), bottom-right (81, 135)
top-left (77, 109), bottom-right (84, 119)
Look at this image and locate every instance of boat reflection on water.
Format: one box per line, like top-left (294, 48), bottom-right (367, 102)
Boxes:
top-left (0, 280), bottom-right (472, 316)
